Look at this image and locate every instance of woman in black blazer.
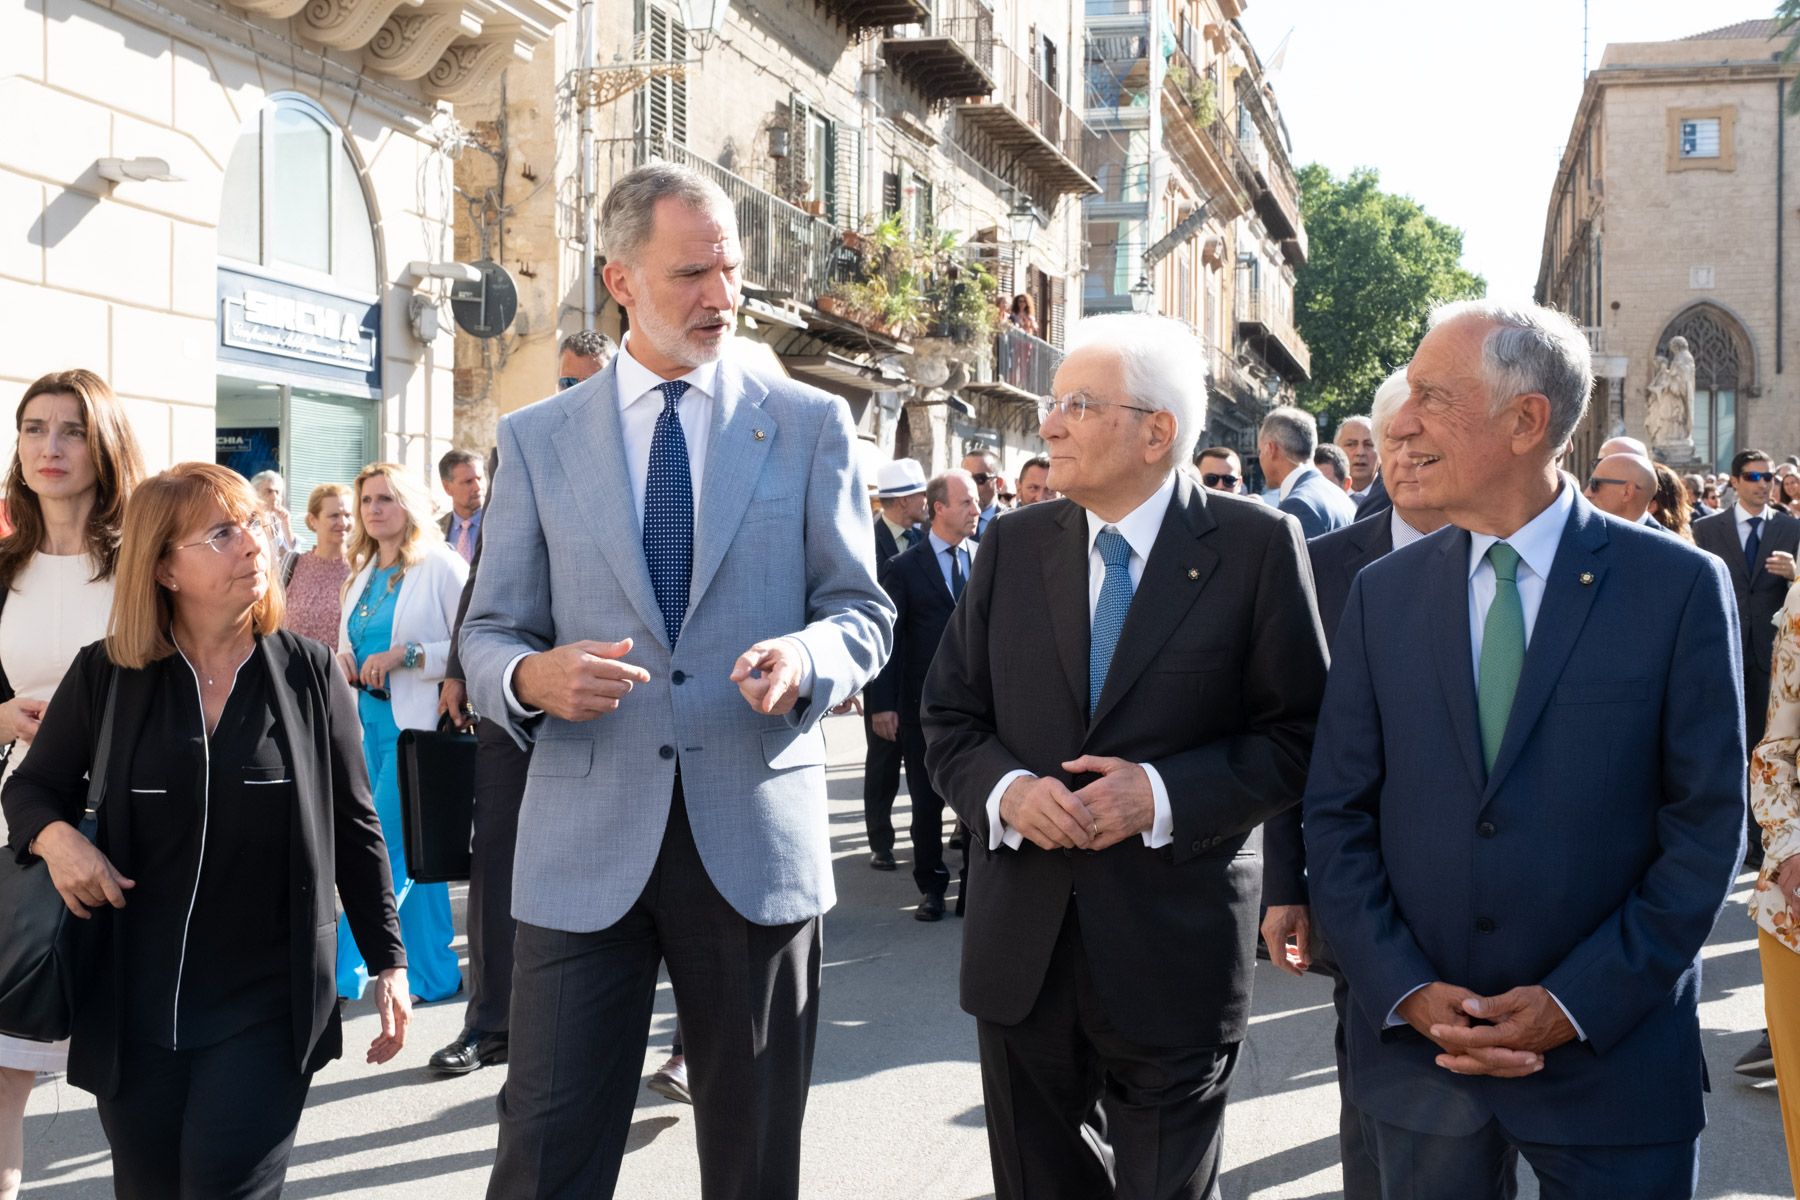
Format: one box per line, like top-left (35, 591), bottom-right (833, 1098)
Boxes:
top-left (2, 462), bottom-right (410, 1199)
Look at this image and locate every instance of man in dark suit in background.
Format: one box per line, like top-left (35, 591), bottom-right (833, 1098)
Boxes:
top-left (1260, 405), bottom-right (1356, 538)
top-left (869, 468), bottom-right (980, 921)
top-left (438, 448), bottom-right (486, 562)
top-left (924, 313), bottom-right (1328, 1199)
top-left (862, 458), bottom-right (930, 871)
top-left (1303, 300), bottom-right (1745, 1199)
top-left (1259, 374), bottom-right (1450, 1200)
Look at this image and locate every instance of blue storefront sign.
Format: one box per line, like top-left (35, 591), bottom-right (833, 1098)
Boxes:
top-left (217, 266), bottom-right (380, 393)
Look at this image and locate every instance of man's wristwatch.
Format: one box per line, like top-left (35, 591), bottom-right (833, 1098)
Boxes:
top-left (403, 642), bottom-right (423, 669)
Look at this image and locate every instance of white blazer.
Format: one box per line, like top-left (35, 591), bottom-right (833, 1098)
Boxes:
top-left (338, 543), bottom-right (469, 732)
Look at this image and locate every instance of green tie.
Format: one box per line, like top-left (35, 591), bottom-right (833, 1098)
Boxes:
top-left (1478, 542), bottom-right (1527, 774)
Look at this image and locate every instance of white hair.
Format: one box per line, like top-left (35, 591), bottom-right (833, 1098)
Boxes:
top-left (248, 470), bottom-right (284, 492)
top-left (1064, 314), bottom-right (1209, 466)
top-left (1428, 299), bottom-right (1593, 448)
top-left (1368, 367), bottom-right (1412, 444)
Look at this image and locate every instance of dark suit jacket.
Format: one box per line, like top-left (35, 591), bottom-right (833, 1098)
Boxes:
top-left (1262, 510), bottom-right (1395, 908)
top-left (1354, 473), bottom-right (1391, 520)
top-left (2, 633), bottom-right (405, 1099)
top-left (867, 537), bottom-right (961, 726)
top-left (1692, 506), bottom-right (1800, 691)
top-left (1279, 465), bottom-right (1358, 540)
top-left (1302, 495), bottom-right (1745, 1145)
top-left (446, 448), bottom-right (501, 686)
top-left (873, 515), bottom-right (908, 564)
top-left (439, 511), bottom-right (454, 539)
top-left (922, 476), bottom-right (1329, 1046)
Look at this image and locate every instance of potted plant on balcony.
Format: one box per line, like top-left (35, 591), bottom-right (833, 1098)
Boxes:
top-left (819, 216), bottom-right (1000, 343)
top-left (1165, 65), bottom-right (1218, 128)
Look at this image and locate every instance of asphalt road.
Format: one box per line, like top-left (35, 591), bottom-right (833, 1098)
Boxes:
top-left (17, 713), bottom-right (1794, 1198)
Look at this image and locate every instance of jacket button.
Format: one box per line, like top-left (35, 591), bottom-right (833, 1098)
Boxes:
top-left (1192, 840), bottom-right (1204, 853)
top-left (1477, 821), bottom-right (1496, 839)
top-left (672, 670), bottom-right (686, 685)
top-left (1475, 917), bottom-right (1496, 933)
top-left (659, 745), bottom-right (675, 760)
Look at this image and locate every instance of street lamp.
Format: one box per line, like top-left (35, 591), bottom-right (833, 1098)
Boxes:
top-left (677, 0), bottom-right (731, 52)
top-left (1008, 193), bottom-right (1037, 247)
top-left (1129, 272), bottom-right (1154, 314)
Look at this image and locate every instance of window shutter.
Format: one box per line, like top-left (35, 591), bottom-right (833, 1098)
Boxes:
top-left (829, 121), bottom-right (861, 227)
top-left (287, 392), bottom-right (377, 552)
top-left (789, 94), bottom-right (812, 204)
top-left (1049, 276), bottom-right (1066, 348)
top-left (645, 7), bottom-right (688, 148)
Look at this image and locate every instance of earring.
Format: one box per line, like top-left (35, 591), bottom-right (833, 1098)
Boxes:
top-left (169, 583), bottom-right (178, 591)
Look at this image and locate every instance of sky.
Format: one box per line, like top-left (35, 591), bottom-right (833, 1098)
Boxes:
top-left (1237, 1), bottom-right (1778, 301)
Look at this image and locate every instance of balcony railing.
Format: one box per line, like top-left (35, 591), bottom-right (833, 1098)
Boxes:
top-left (1581, 326), bottom-right (1606, 354)
top-left (650, 140), bottom-right (840, 304)
top-left (1236, 286), bottom-right (1311, 382)
top-left (993, 323), bottom-right (1061, 396)
top-left (884, 0), bottom-right (995, 103)
top-left (955, 43), bottom-right (1097, 197)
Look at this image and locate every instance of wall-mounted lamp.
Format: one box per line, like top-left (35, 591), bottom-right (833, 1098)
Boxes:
top-left (769, 127), bottom-right (790, 159)
top-left (96, 157), bottom-right (183, 183)
top-left (404, 260), bottom-right (482, 286)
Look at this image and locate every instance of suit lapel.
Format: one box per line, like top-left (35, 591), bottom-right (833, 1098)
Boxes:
top-left (1706, 512), bottom-right (1751, 592)
top-left (688, 361), bottom-right (774, 611)
top-left (1345, 514), bottom-right (1393, 591)
top-left (1088, 475), bottom-right (1219, 732)
top-left (1484, 498), bottom-right (1609, 798)
top-left (552, 364), bottom-right (670, 646)
top-left (1428, 527), bottom-right (1487, 795)
top-left (916, 539), bottom-right (955, 606)
top-left (1041, 504), bottom-right (1092, 717)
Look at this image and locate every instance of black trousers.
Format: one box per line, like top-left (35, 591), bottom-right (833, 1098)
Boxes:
top-left (899, 723), bottom-right (965, 898)
top-left (862, 706), bottom-right (903, 856)
top-left (977, 905), bottom-right (1237, 1200)
top-left (1313, 935), bottom-right (1383, 1200)
top-left (488, 784), bottom-right (821, 1200)
top-left (466, 718), bottom-right (530, 1033)
top-left (97, 1017), bottom-right (312, 1200)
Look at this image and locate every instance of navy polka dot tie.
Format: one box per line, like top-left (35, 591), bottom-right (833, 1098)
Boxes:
top-left (643, 380), bottom-right (693, 647)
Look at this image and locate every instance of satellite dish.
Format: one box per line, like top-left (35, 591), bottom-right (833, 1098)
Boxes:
top-left (449, 260), bottom-right (518, 339)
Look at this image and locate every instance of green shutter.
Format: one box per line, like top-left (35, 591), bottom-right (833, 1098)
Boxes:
top-left (286, 391), bottom-right (379, 552)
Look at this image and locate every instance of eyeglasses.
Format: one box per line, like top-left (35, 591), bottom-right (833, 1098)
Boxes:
top-left (170, 517), bottom-right (271, 556)
top-left (349, 678), bottom-right (391, 702)
top-left (1741, 471), bottom-right (1777, 484)
top-left (968, 472), bottom-right (995, 485)
top-left (1036, 390), bottom-right (1158, 424)
top-left (1585, 476), bottom-right (1629, 492)
top-left (1202, 473), bottom-right (1240, 488)
top-left (557, 376), bottom-right (581, 392)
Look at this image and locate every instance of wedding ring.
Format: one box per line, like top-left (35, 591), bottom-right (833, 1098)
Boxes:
top-left (1090, 821), bottom-right (1098, 838)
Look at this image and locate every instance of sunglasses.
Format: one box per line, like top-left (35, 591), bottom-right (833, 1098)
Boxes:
top-left (557, 376), bottom-right (581, 392)
top-left (1585, 476), bottom-right (1629, 492)
top-left (1202, 473), bottom-right (1240, 488)
top-left (1741, 471), bottom-right (1777, 483)
top-left (350, 678), bottom-right (391, 702)
top-left (969, 472), bottom-right (995, 485)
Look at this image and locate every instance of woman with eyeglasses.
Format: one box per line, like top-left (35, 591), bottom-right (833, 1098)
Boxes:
top-left (0, 370), bottom-right (143, 1200)
top-left (334, 463), bottom-right (467, 1004)
top-left (2, 463), bottom-right (409, 1197)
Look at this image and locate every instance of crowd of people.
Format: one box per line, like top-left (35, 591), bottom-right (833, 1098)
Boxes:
top-left (0, 158), bottom-right (1792, 1200)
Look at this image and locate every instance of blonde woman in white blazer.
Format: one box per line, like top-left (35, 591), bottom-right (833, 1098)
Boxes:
top-left (333, 463), bottom-right (469, 1003)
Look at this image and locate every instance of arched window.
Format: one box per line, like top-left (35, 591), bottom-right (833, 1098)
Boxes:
top-left (218, 94), bottom-right (378, 293)
top-left (1656, 305), bottom-right (1754, 474)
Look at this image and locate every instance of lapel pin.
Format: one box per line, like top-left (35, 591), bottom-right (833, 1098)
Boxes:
top-left (753, 429), bottom-right (766, 441)
top-left (1187, 568), bottom-right (1200, 580)
top-left (1579, 572), bottom-right (1595, 585)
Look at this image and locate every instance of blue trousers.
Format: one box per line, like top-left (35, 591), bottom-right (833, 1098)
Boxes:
top-left (335, 702), bottom-right (463, 1002)
top-left (1360, 1113), bottom-right (1698, 1200)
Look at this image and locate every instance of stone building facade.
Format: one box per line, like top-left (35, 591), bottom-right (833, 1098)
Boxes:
top-left (1537, 20), bottom-right (1800, 474)
top-left (0, 0), bottom-right (570, 538)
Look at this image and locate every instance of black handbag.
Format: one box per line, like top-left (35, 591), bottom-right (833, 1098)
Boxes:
top-left (0, 673), bottom-right (117, 1042)
top-left (395, 714), bottom-right (478, 885)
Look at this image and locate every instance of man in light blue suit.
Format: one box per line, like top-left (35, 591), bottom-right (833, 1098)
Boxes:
top-left (459, 163), bottom-right (894, 1200)
top-left (1302, 300), bottom-right (1745, 1199)
top-left (1259, 404), bottom-right (1357, 538)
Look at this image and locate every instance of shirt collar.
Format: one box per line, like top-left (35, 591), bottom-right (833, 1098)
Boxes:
top-left (927, 529), bottom-right (970, 556)
top-left (1390, 508), bottom-right (1430, 550)
top-left (1739, 502), bottom-right (1774, 524)
top-left (881, 514), bottom-right (912, 544)
top-left (451, 508), bottom-right (481, 529)
top-left (1084, 472), bottom-right (1178, 562)
top-left (614, 332), bottom-right (720, 410)
top-left (1467, 481), bottom-right (1576, 583)
top-left (1279, 464), bottom-right (1320, 501)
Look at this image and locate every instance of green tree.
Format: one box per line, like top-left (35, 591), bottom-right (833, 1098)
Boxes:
top-left (1292, 164), bottom-right (1485, 431)
top-left (1779, 2), bottom-right (1800, 112)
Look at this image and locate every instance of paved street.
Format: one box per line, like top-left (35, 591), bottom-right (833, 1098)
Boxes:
top-left (15, 712), bottom-right (1793, 1199)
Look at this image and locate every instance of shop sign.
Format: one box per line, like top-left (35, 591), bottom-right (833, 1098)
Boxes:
top-left (217, 267), bottom-right (380, 388)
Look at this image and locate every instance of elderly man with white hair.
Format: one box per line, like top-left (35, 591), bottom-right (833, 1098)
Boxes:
top-left (922, 313), bottom-right (1329, 1200)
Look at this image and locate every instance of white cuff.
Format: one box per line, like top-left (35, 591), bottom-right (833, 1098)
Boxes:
top-left (781, 637), bottom-right (816, 699)
top-left (985, 769), bottom-right (1031, 851)
top-left (1385, 983), bottom-right (1430, 1028)
top-left (1546, 989), bottom-right (1588, 1042)
top-left (502, 652), bottom-right (544, 720)
top-left (1139, 762), bottom-right (1173, 848)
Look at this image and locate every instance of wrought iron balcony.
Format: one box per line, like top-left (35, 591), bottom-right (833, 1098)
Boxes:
top-left (954, 44), bottom-right (1098, 199)
top-left (820, 0), bottom-right (928, 30)
top-left (884, 0), bottom-right (995, 103)
top-left (1236, 287), bottom-right (1311, 383)
top-left (964, 324), bottom-right (1064, 407)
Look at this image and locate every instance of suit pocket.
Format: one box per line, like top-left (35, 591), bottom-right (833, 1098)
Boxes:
top-left (1554, 679), bottom-right (1649, 705)
top-left (528, 738), bottom-right (594, 778)
top-left (744, 497), bottom-right (796, 525)
top-left (762, 726), bottom-right (827, 769)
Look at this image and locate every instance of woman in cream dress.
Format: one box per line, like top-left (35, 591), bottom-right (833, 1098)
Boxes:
top-left (0, 371), bottom-right (144, 1200)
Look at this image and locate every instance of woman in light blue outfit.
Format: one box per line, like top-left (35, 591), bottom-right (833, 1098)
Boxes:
top-left (334, 462), bottom-right (469, 1002)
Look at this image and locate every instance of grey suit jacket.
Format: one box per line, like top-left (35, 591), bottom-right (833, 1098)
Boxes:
top-left (458, 356), bottom-right (895, 931)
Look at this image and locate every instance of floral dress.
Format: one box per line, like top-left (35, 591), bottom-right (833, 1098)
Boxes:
top-left (1750, 585), bottom-right (1800, 949)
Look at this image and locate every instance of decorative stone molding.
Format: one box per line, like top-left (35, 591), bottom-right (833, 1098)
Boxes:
top-left (420, 32), bottom-right (529, 102)
top-left (232, 0), bottom-right (313, 17)
top-left (298, 0), bottom-right (421, 51)
top-left (367, 2), bottom-right (484, 79)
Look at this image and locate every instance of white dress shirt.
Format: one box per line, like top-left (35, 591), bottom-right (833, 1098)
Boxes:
top-left (926, 530), bottom-right (974, 595)
top-left (1738, 502), bottom-right (1775, 550)
top-left (1388, 481), bottom-right (1586, 1038)
top-left (984, 472), bottom-right (1178, 852)
top-left (1389, 508), bottom-right (1431, 551)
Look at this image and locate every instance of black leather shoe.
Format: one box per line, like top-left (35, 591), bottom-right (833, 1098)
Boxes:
top-left (915, 892), bottom-right (945, 922)
top-left (870, 851), bottom-right (897, 871)
top-left (428, 1028), bottom-right (509, 1075)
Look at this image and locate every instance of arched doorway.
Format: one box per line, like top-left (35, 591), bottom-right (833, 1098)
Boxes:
top-left (215, 93), bottom-right (384, 549)
top-left (1656, 305), bottom-right (1754, 474)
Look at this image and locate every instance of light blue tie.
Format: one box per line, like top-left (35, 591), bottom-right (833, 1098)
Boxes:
top-left (643, 380), bottom-right (693, 647)
top-left (1089, 527), bottom-right (1134, 717)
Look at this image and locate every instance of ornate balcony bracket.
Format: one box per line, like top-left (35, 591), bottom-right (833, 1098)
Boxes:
top-left (367, 1), bottom-right (485, 79)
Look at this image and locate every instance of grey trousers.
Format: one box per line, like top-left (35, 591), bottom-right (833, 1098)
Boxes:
top-left (487, 783), bottom-right (822, 1200)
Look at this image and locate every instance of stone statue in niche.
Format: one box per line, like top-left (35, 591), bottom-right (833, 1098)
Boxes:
top-left (1645, 336), bottom-right (1696, 458)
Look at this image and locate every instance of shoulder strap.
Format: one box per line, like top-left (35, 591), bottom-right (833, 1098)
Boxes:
top-left (82, 670), bottom-right (119, 826)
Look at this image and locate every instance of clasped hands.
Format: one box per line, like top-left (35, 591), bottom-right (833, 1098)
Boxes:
top-left (515, 636), bottom-right (810, 721)
top-left (1396, 980), bottom-right (1578, 1078)
top-left (998, 756), bottom-right (1153, 852)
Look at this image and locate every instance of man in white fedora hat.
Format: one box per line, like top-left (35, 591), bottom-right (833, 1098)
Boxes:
top-left (861, 457), bottom-right (930, 869)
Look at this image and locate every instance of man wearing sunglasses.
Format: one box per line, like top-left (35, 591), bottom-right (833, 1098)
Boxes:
top-left (961, 449), bottom-right (1003, 539)
top-left (1195, 446), bottom-right (1244, 494)
top-left (556, 328), bottom-right (617, 392)
top-left (1584, 452), bottom-right (1662, 530)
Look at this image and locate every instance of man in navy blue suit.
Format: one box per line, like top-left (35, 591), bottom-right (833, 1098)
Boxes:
top-left (869, 468), bottom-right (980, 921)
top-left (1259, 405), bottom-right (1357, 538)
top-left (1302, 299), bottom-right (1746, 1199)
